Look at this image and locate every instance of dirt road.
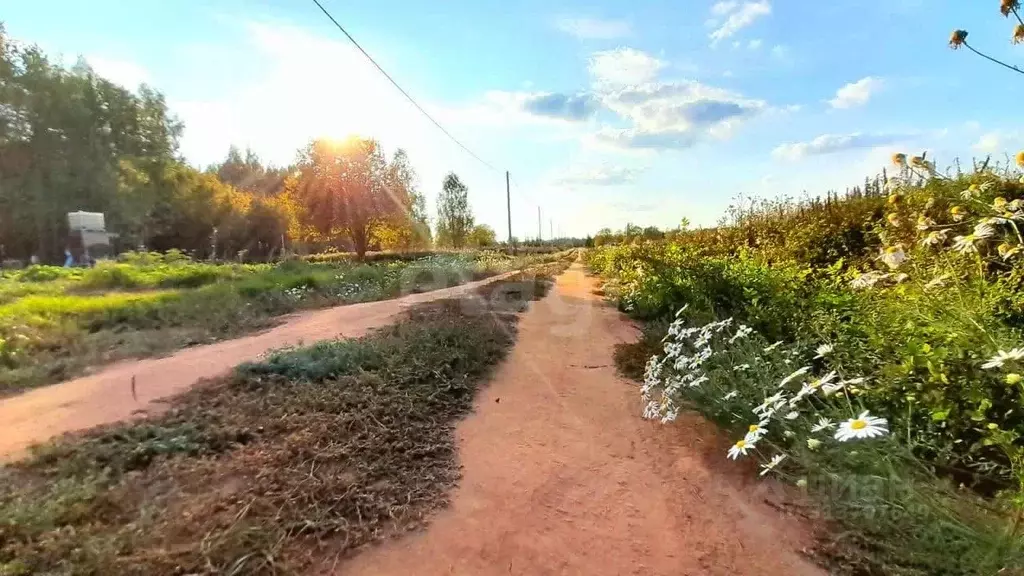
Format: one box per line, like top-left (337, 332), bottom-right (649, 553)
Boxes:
top-left (0, 273), bottom-right (519, 461)
top-left (333, 263), bottom-right (822, 576)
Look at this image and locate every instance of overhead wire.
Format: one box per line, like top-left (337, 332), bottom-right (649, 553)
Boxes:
top-left (309, 0), bottom-right (556, 239)
top-left (309, 0), bottom-right (500, 174)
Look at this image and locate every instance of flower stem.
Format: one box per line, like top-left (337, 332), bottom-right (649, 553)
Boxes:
top-left (963, 41), bottom-right (1024, 76)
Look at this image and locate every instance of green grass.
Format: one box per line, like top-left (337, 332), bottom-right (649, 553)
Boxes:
top-left (0, 250), bottom-right (575, 393)
top-left (0, 269), bottom-right (561, 576)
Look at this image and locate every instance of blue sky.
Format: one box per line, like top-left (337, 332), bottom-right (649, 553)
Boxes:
top-left (4, 0), bottom-right (1024, 238)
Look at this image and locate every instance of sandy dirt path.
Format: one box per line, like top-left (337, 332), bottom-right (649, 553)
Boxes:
top-left (333, 263), bottom-right (822, 576)
top-left (0, 272), bottom-right (520, 461)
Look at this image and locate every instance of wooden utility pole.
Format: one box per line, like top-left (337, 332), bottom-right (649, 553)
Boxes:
top-left (537, 207), bottom-right (542, 242)
top-left (506, 171), bottom-right (515, 255)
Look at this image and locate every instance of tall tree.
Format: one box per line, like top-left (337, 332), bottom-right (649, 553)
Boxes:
top-left (436, 173), bottom-right (473, 249)
top-left (294, 137), bottom-right (409, 258)
top-left (210, 146), bottom-right (289, 196)
top-left (467, 224), bottom-right (497, 247)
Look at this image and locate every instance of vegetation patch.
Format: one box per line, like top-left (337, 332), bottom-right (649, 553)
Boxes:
top-left (0, 268), bottom-right (562, 576)
top-left (0, 251), bottom-right (571, 393)
top-left (588, 164), bottom-right (1024, 574)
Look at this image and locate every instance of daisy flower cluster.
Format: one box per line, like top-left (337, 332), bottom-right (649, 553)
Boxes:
top-left (643, 309), bottom-right (889, 481)
top-left (868, 152), bottom-right (1024, 288)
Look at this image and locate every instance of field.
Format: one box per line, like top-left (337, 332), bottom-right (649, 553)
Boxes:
top-left (0, 250), bottom-right (567, 393)
top-left (587, 163), bottom-right (1024, 574)
top-left (0, 262), bottom-right (570, 575)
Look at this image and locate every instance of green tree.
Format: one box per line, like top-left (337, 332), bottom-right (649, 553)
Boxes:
top-left (294, 137), bottom-right (410, 258)
top-left (436, 172), bottom-right (474, 248)
top-left (467, 224), bottom-right (497, 247)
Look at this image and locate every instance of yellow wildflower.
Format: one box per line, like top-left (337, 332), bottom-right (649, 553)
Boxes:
top-left (891, 153), bottom-right (907, 166)
top-left (1016, 150), bottom-right (1024, 167)
top-left (1006, 373), bottom-right (1022, 385)
top-left (999, 242), bottom-right (1022, 260)
top-left (949, 29), bottom-right (968, 49)
top-left (888, 193), bottom-right (902, 205)
top-left (950, 205), bottom-right (966, 221)
top-left (994, 197), bottom-right (1008, 210)
top-left (887, 213), bottom-right (901, 226)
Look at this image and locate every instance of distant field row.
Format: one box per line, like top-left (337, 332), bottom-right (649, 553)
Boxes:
top-left (0, 250), bottom-right (574, 393)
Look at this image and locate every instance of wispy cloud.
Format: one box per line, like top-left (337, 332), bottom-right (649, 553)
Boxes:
top-left (772, 132), bottom-right (913, 160)
top-left (85, 55), bottom-right (150, 89)
top-left (556, 165), bottom-right (644, 186)
top-left (829, 76), bottom-right (884, 109)
top-left (588, 47), bottom-right (666, 86)
top-left (709, 1), bottom-right (772, 46)
top-left (519, 92), bottom-right (599, 121)
top-left (592, 77), bottom-right (767, 151)
top-left (555, 17), bottom-right (632, 40)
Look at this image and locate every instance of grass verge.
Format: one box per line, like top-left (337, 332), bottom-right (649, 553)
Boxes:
top-left (0, 251), bottom-right (574, 393)
top-left (0, 266), bottom-right (563, 576)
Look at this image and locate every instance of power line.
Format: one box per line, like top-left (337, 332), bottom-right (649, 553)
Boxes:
top-left (309, 0), bottom-right (500, 173)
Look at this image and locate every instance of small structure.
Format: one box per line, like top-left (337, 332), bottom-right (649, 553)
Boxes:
top-left (67, 211), bottom-right (117, 262)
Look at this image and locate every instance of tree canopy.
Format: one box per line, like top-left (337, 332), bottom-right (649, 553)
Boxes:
top-left (435, 173), bottom-right (474, 249)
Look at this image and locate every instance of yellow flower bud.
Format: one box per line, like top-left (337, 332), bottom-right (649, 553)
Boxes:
top-left (887, 213), bottom-right (901, 226)
top-left (994, 197), bottom-right (1008, 210)
top-left (1017, 150), bottom-right (1024, 168)
top-left (1006, 373), bottom-right (1022, 385)
top-left (891, 153), bottom-right (907, 166)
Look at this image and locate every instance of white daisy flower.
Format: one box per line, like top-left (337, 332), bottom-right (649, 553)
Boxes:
top-left (754, 392), bottom-right (785, 414)
top-left (806, 438), bottom-right (822, 451)
top-left (733, 363), bottom-right (751, 372)
top-left (879, 245), bottom-right (906, 269)
top-left (779, 366), bottom-right (811, 388)
top-left (688, 375), bottom-right (709, 388)
top-left (763, 341), bottom-right (784, 352)
top-left (920, 230), bottom-right (948, 247)
top-left (811, 417), bottom-right (834, 433)
top-left (784, 411), bottom-right (800, 420)
top-left (835, 411), bottom-right (889, 441)
top-left (723, 390), bottom-right (739, 400)
top-left (759, 453), bottom-right (787, 476)
top-left (822, 381), bottom-right (846, 396)
top-left (814, 344), bottom-right (834, 359)
top-left (952, 235), bottom-right (979, 254)
top-left (728, 324), bottom-right (753, 344)
top-left (745, 420), bottom-right (769, 442)
top-left (850, 271), bottom-right (890, 289)
top-left (981, 348), bottom-right (1024, 369)
top-left (728, 438), bottom-right (754, 459)
top-left (974, 221), bottom-right (998, 239)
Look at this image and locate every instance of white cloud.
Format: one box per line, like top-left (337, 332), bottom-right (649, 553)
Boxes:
top-left (711, 1), bottom-right (740, 16)
top-left (591, 80), bottom-right (767, 151)
top-left (555, 165), bottom-right (644, 186)
top-left (709, 1), bottom-right (772, 45)
top-left (748, 39), bottom-right (763, 50)
top-left (971, 130), bottom-right (1023, 154)
top-left (772, 132), bottom-right (914, 160)
top-left (555, 17), bottom-right (632, 40)
top-left (85, 55), bottom-right (150, 89)
top-left (588, 47), bottom-right (666, 86)
top-left (829, 76), bottom-right (884, 109)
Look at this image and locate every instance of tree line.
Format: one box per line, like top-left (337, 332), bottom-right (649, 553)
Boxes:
top-left (0, 24), bottom-right (497, 263)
